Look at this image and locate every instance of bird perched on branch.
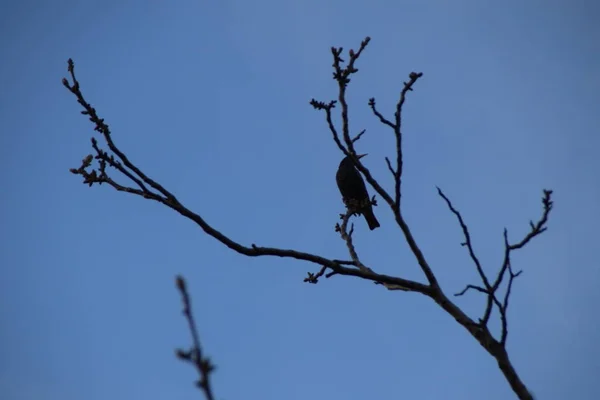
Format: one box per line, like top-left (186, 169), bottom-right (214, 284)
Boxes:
top-left (336, 154), bottom-right (380, 230)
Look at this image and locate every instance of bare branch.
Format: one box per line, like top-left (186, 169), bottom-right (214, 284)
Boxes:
top-left (368, 72), bottom-right (423, 210)
top-left (304, 265), bottom-right (339, 283)
top-left (63, 60), bottom-right (177, 203)
top-left (311, 39), bottom-right (438, 291)
top-left (493, 190), bottom-right (553, 345)
top-left (495, 191), bottom-right (553, 289)
top-left (454, 284), bottom-right (489, 297)
top-left (175, 276), bottom-right (216, 400)
top-left (309, 99), bottom-right (348, 157)
top-left (384, 156), bottom-right (395, 179)
top-left (437, 187), bottom-right (491, 290)
top-left (323, 38), bottom-right (397, 209)
top-left (508, 189), bottom-right (553, 251)
top-left (64, 37), bottom-right (548, 400)
top-left (351, 129), bottom-right (366, 143)
top-left (368, 98), bottom-right (395, 129)
top-left (499, 261), bottom-right (523, 345)
top-left (335, 206), bottom-right (413, 292)
top-left (437, 187), bottom-right (498, 324)
top-left (335, 209), bottom-right (372, 274)
top-left (64, 58), bottom-right (430, 294)
top-left (440, 187), bottom-right (553, 349)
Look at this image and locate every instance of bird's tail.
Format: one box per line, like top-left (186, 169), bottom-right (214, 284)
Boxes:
top-left (363, 207), bottom-right (380, 230)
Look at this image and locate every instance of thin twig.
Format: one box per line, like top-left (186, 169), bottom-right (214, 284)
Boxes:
top-left (175, 276), bottom-right (216, 400)
top-left (368, 71), bottom-right (423, 210)
top-left (336, 209), bottom-right (372, 273)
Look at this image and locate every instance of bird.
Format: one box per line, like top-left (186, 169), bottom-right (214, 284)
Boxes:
top-left (336, 154), bottom-right (380, 230)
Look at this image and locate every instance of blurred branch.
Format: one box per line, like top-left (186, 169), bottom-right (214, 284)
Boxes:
top-left (175, 276), bottom-right (216, 400)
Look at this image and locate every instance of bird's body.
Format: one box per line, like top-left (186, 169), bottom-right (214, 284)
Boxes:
top-left (336, 155), bottom-right (380, 230)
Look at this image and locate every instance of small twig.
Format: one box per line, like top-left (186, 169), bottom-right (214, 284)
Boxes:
top-left (500, 259), bottom-right (523, 345)
top-left (336, 208), bottom-right (411, 291)
top-left (437, 187), bottom-right (490, 288)
top-left (368, 72), bottom-right (423, 210)
top-left (437, 186), bottom-right (498, 324)
top-left (309, 99), bottom-right (349, 158)
top-left (368, 99), bottom-right (395, 129)
top-left (508, 190), bottom-right (553, 251)
top-left (304, 265), bottom-right (339, 283)
top-left (384, 157), bottom-right (396, 180)
top-left (63, 59), bottom-right (178, 203)
top-left (454, 284), bottom-right (489, 297)
top-left (175, 276), bottom-right (216, 400)
top-left (351, 129), bottom-right (366, 143)
top-left (335, 209), bottom-right (372, 273)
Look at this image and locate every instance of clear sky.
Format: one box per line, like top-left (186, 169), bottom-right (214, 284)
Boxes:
top-left (1, 1), bottom-right (599, 399)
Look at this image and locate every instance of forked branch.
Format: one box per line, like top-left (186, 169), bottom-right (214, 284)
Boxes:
top-left (63, 57), bottom-right (429, 295)
top-left (310, 41), bottom-right (438, 289)
top-left (64, 37), bottom-right (550, 400)
top-left (438, 187), bottom-right (553, 345)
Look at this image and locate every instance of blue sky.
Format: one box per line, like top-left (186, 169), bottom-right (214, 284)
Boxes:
top-left (1, 1), bottom-right (599, 399)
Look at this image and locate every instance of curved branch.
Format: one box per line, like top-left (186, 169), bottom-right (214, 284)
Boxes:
top-left (63, 59), bottom-right (431, 296)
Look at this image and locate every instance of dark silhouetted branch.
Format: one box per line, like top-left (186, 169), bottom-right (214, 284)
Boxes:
top-left (369, 71), bottom-right (422, 211)
top-left (175, 276), bottom-right (216, 400)
top-left (335, 208), bottom-right (373, 274)
top-left (64, 37), bottom-right (551, 400)
top-left (308, 38), bottom-right (544, 400)
top-left (64, 59), bottom-right (430, 295)
top-left (311, 41), bottom-right (437, 290)
top-left (439, 187), bottom-right (553, 348)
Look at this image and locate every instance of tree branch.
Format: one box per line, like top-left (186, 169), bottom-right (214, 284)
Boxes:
top-left (64, 58), bottom-right (430, 294)
top-left (336, 209), bottom-right (372, 273)
top-left (175, 276), bottom-right (216, 400)
top-left (368, 72), bottom-right (422, 211)
top-left (64, 37), bottom-right (550, 400)
top-left (439, 187), bottom-right (553, 347)
top-left (310, 41), bottom-right (438, 290)
top-left (310, 38), bottom-right (546, 399)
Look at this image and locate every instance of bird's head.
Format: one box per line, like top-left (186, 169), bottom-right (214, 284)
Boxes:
top-left (339, 153), bottom-right (368, 169)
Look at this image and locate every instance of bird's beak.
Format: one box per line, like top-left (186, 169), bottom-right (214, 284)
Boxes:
top-left (357, 153), bottom-right (368, 159)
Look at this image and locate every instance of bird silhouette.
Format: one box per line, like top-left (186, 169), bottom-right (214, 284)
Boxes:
top-left (336, 154), bottom-right (380, 230)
